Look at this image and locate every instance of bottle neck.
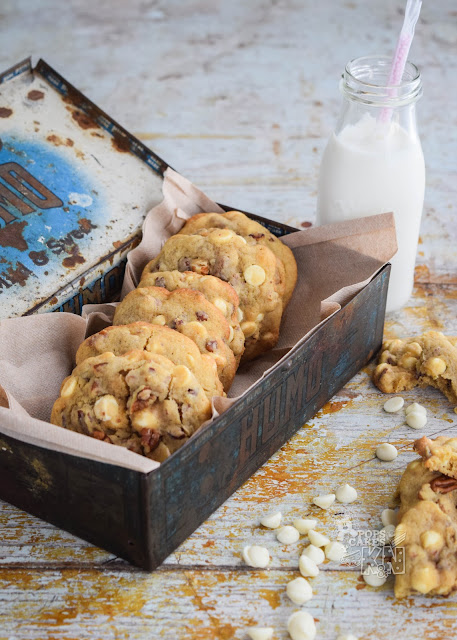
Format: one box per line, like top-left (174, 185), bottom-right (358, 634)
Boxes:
top-left (335, 55), bottom-right (422, 137)
top-left (335, 98), bottom-right (419, 139)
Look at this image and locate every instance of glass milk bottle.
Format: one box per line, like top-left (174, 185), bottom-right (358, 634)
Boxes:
top-left (316, 55), bottom-right (425, 312)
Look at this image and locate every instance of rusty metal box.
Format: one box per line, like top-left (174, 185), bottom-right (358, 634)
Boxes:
top-left (0, 58), bottom-right (390, 569)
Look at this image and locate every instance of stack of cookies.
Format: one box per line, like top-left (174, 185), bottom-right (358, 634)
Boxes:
top-left (51, 211), bottom-right (297, 462)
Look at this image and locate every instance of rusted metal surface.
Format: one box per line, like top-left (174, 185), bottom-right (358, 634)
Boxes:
top-left (0, 59), bottom-right (164, 318)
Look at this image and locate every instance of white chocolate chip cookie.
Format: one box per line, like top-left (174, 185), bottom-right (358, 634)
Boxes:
top-left (142, 228), bottom-right (286, 360)
top-left (76, 322), bottom-right (224, 400)
top-left (113, 287), bottom-right (236, 391)
top-left (51, 350), bottom-right (212, 462)
top-left (177, 210), bottom-right (297, 306)
top-left (138, 270), bottom-right (244, 364)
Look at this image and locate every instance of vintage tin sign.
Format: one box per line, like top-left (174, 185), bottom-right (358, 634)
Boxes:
top-left (0, 58), bottom-right (166, 319)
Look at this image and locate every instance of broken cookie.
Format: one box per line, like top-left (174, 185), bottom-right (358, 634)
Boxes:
top-left (373, 331), bottom-right (457, 404)
top-left (394, 445), bottom-right (457, 598)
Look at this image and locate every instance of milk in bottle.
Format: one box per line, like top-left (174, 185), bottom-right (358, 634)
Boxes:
top-left (316, 56), bottom-right (425, 312)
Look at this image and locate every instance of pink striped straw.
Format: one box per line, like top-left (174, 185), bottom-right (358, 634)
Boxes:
top-left (379, 0), bottom-right (422, 124)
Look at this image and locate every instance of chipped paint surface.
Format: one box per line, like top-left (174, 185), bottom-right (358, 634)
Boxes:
top-left (0, 62), bottom-right (163, 318)
top-left (1, 0), bottom-right (457, 638)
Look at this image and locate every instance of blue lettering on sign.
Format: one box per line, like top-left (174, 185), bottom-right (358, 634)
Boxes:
top-left (0, 135), bottom-right (103, 290)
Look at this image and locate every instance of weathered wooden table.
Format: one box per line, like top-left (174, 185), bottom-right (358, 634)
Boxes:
top-left (1, 1), bottom-right (456, 638)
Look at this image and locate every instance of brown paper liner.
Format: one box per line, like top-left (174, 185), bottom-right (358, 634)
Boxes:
top-left (0, 169), bottom-right (397, 473)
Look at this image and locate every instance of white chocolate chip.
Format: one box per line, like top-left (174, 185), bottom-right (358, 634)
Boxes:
top-left (312, 494), bottom-right (335, 509)
top-left (325, 541), bottom-right (347, 562)
top-left (381, 509), bottom-right (398, 527)
top-left (61, 376), bottom-right (77, 397)
top-left (276, 525), bottom-right (300, 545)
top-left (287, 611), bottom-right (316, 640)
top-left (362, 565), bottom-right (387, 587)
top-left (424, 356), bottom-right (447, 376)
top-left (213, 229), bottom-right (236, 243)
top-left (376, 443), bottom-right (398, 462)
top-left (244, 265), bottom-right (266, 286)
top-left (172, 365), bottom-right (193, 385)
top-left (383, 396), bottom-right (404, 413)
top-left (241, 321), bottom-right (257, 338)
top-left (242, 545), bottom-right (270, 568)
top-left (337, 635), bottom-right (359, 640)
top-left (228, 326), bottom-right (234, 342)
top-left (93, 395), bottom-right (119, 422)
top-left (308, 530), bottom-right (330, 547)
top-left (256, 313), bottom-right (264, 323)
top-left (246, 628), bottom-right (274, 640)
top-left (260, 512), bottom-right (282, 529)
top-left (132, 409), bottom-right (160, 429)
top-left (405, 402), bottom-right (426, 416)
top-left (379, 525), bottom-right (396, 545)
top-left (299, 554), bottom-right (320, 578)
top-left (420, 530), bottom-right (444, 552)
top-left (406, 410), bottom-right (427, 430)
top-left (213, 297), bottom-right (228, 315)
top-left (237, 307), bottom-right (244, 322)
top-left (286, 577), bottom-right (313, 604)
top-left (293, 518), bottom-right (317, 534)
top-left (152, 314), bottom-right (166, 325)
top-left (301, 544), bottom-right (325, 565)
top-left (182, 321), bottom-right (208, 339)
top-left (335, 483), bottom-right (358, 504)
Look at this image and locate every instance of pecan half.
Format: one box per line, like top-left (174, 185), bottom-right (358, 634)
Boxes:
top-left (140, 428), bottom-right (161, 451)
top-left (206, 339), bottom-right (218, 352)
top-left (414, 436), bottom-right (432, 459)
top-left (154, 276), bottom-right (166, 288)
top-left (430, 474), bottom-right (457, 494)
top-left (178, 257), bottom-right (191, 271)
top-left (170, 318), bottom-right (184, 330)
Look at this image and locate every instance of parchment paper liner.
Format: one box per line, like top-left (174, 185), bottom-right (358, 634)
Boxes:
top-left (0, 169), bottom-right (397, 473)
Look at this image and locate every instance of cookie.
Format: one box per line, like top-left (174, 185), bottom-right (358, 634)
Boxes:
top-left (113, 286), bottom-right (236, 391)
top-left (142, 228), bottom-right (285, 360)
top-left (178, 210), bottom-right (297, 305)
top-left (51, 350), bottom-right (212, 462)
top-left (76, 322), bottom-right (224, 400)
top-left (373, 332), bottom-right (457, 404)
top-left (394, 452), bottom-right (457, 598)
top-left (138, 270), bottom-right (245, 364)
top-left (414, 435), bottom-right (457, 480)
